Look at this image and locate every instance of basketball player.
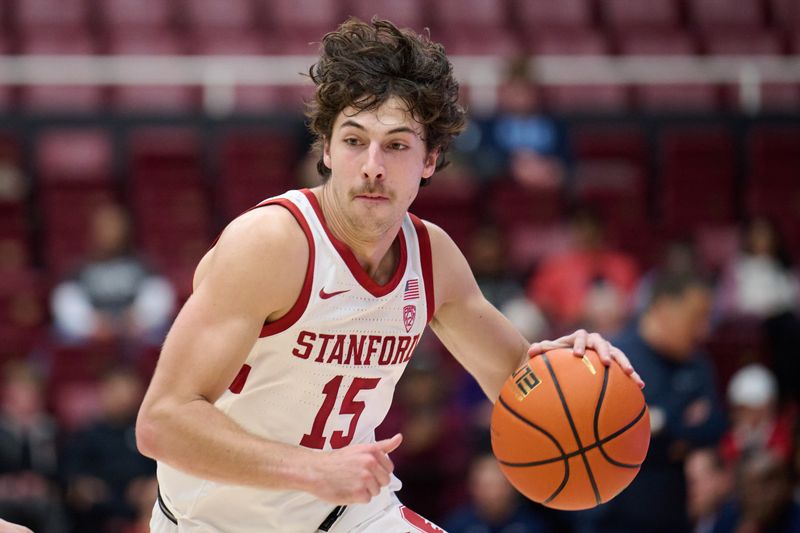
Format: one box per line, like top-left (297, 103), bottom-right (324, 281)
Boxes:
top-left (137, 18), bottom-right (643, 533)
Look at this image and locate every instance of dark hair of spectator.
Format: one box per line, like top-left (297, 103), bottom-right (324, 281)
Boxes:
top-left (648, 271), bottom-right (711, 308)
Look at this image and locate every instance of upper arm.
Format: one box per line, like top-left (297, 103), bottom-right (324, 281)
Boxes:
top-left (141, 206), bottom-right (309, 409)
top-left (426, 222), bottom-right (529, 401)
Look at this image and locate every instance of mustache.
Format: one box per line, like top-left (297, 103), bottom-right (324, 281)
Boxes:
top-left (352, 184), bottom-right (390, 197)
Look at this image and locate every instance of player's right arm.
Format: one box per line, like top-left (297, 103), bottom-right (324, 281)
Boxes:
top-left (135, 205), bottom-right (398, 504)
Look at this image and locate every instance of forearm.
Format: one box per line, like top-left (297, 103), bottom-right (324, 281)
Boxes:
top-left (433, 300), bottom-right (530, 402)
top-left (137, 396), bottom-right (315, 492)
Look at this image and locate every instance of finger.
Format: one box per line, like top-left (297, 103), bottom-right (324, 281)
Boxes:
top-left (631, 371), bottom-right (645, 389)
top-left (374, 448), bottom-right (394, 474)
top-left (365, 476), bottom-right (381, 497)
top-left (572, 329), bottom-right (588, 356)
top-left (369, 459), bottom-right (392, 486)
top-left (376, 433), bottom-right (403, 454)
top-left (610, 347), bottom-right (633, 374)
top-left (588, 333), bottom-right (612, 365)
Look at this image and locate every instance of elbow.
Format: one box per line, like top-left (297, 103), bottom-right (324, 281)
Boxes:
top-left (136, 404), bottom-right (165, 460)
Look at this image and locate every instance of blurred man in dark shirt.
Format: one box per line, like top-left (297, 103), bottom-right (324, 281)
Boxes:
top-left (574, 272), bottom-right (727, 533)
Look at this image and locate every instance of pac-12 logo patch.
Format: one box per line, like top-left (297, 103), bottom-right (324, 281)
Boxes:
top-left (403, 305), bottom-right (416, 333)
top-left (512, 364), bottom-right (541, 401)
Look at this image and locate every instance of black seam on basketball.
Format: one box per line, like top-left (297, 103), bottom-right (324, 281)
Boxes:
top-left (497, 395), bottom-right (570, 503)
top-left (592, 367), bottom-right (647, 469)
top-left (542, 354), bottom-right (602, 506)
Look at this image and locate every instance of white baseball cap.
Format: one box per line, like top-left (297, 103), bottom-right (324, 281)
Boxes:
top-left (727, 364), bottom-right (777, 407)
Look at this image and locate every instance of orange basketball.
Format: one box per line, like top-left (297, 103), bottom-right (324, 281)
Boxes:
top-left (490, 348), bottom-right (650, 510)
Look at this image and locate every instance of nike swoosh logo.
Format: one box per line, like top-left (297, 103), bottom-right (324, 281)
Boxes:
top-left (319, 288), bottom-right (350, 299)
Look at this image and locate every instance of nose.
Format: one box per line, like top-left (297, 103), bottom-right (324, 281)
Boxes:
top-left (361, 141), bottom-right (385, 180)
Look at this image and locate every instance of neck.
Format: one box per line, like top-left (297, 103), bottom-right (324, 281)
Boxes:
top-left (315, 185), bottom-right (401, 281)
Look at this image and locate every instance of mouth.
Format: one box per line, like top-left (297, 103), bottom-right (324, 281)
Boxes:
top-left (354, 193), bottom-right (389, 202)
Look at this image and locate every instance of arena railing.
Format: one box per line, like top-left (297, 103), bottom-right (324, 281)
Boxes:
top-left (1, 55), bottom-right (799, 114)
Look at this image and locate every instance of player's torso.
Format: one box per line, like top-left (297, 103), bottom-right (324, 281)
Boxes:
top-left (157, 189), bottom-right (434, 532)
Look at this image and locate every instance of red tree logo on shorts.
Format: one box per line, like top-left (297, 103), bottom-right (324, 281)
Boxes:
top-left (399, 506), bottom-right (445, 532)
top-left (403, 305), bottom-right (416, 333)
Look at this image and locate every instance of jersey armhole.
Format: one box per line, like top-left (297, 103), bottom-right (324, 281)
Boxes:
top-left (409, 214), bottom-right (435, 324)
top-left (255, 199), bottom-right (316, 337)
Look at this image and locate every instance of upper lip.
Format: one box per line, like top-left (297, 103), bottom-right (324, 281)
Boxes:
top-left (356, 193), bottom-right (388, 199)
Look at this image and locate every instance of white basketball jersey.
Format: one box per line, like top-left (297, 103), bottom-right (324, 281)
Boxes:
top-left (156, 189), bottom-right (435, 532)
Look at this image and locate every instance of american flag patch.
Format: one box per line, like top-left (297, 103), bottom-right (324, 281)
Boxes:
top-left (403, 279), bottom-right (420, 300)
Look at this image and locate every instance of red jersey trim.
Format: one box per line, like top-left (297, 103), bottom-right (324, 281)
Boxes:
top-left (409, 214), bottom-right (435, 324)
top-left (257, 198), bottom-right (315, 337)
top-left (301, 188), bottom-right (407, 298)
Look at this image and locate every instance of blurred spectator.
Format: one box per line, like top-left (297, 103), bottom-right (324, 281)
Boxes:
top-left (526, 208), bottom-right (639, 335)
top-left (376, 353), bottom-right (469, 522)
top-left (717, 217), bottom-right (800, 403)
top-left (471, 223), bottom-right (528, 310)
top-left (574, 271), bottom-right (726, 533)
top-left (444, 452), bottom-right (551, 533)
top-left (61, 368), bottom-right (155, 533)
top-left (634, 239), bottom-right (701, 314)
top-left (685, 448), bottom-right (733, 533)
top-left (462, 59), bottom-right (567, 186)
top-left (720, 364), bottom-right (794, 467)
top-left (714, 450), bottom-right (800, 533)
top-left (0, 363), bottom-right (65, 533)
top-left (50, 202), bottom-right (175, 347)
top-left (717, 217), bottom-right (799, 319)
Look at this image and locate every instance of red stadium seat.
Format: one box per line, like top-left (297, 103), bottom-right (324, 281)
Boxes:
top-left (570, 124), bottom-right (649, 174)
top-left (346, 0), bottom-right (427, 31)
top-left (218, 129), bottom-right (299, 218)
top-left (703, 29), bottom-right (783, 54)
top-left (772, 0), bottom-right (800, 30)
top-left (0, 38), bottom-right (13, 110)
top-left (100, 0), bottom-right (175, 30)
top-left (688, 0), bottom-right (766, 29)
top-left (601, 0), bottom-right (681, 31)
top-left (541, 84), bottom-right (630, 113)
top-left (488, 180), bottom-right (565, 231)
top-left (36, 128), bottom-right (117, 272)
top-left (432, 0), bottom-right (509, 31)
top-left (180, 0), bottom-right (256, 31)
top-left (38, 129), bottom-right (113, 183)
top-left (18, 32), bottom-right (103, 112)
top-left (658, 125), bottom-right (736, 231)
top-left (435, 29), bottom-right (522, 55)
top-left (512, 0), bottom-right (594, 30)
top-left (107, 32), bottom-right (198, 112)
top-left (722, 83), bottom-right (800, 112)
top-left (14, 0), bottom-right (89, 31)
top-left (410, 174), bottom-right (480, 250)
top-left (616, 29), bottom-right (698, 55)
top-left (526, 29), bottom-right (609, 55)
top-left (259, 0), bottom-right (341, 32)
top-left (635, 84), bottom-right (720, 113)
top-left (571, 161), bottom-right (650, 254)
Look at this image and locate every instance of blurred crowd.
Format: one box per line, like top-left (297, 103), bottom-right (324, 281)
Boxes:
top-left (1, 64), bottom-right (800, 533)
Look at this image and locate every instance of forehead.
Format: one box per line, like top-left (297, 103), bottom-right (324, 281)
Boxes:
top-left (334, 96), bottom-right (424, 137)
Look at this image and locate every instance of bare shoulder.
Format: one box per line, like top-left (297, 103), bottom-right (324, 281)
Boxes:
top-left (193, 205), bottom-right (310, 316)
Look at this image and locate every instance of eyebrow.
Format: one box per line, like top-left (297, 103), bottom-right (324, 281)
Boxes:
top-left (339, 120), bottom-right (419, 136)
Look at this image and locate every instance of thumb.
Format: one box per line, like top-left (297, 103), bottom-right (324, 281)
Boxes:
top-left (376, 433), bottom-right (403, 454)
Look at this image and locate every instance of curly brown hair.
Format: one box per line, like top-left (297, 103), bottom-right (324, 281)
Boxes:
top-left (306, 17), bottom-right (466, 185)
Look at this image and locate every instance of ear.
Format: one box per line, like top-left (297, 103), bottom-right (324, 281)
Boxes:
top-left (322, 138), bottom-right (332, 170)
top-left (422, 148), bottom-right (440, 179)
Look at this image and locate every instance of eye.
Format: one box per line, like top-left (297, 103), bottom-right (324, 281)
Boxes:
top-left (344, 137), bottom-right (361, 146)
top-left (388, 142), bottom-right (408, 151)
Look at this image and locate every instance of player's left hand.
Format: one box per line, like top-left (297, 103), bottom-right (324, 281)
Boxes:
top-left (528, 329), bottom-right (645, 389)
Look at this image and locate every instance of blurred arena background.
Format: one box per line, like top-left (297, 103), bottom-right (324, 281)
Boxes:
top-left (1, 0), bottom-right (800, 531)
